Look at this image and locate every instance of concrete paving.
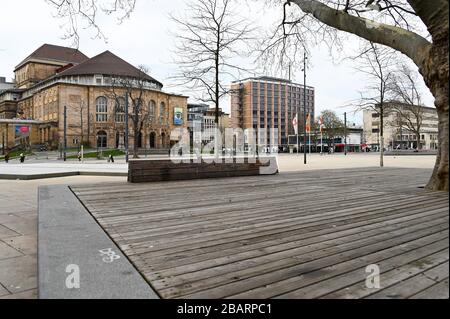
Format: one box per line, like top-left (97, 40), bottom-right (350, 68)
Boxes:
top-left (0, 162), bottom-right (128, 180)
top-left (276, 153), bottom-right (437, 172)
top-left (38, 185), bottom-right (159, 299)
top-left (0, 175), bottom-right (126, 299)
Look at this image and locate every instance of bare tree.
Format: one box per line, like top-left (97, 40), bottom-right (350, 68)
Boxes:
top-left (390, 65), bottom-right (425, 150)
top-left (170, 0), bottom-right (255, 124)
top-left (46, 0), bottom-right (448, 190)
top-left (320, 110), bottom-right (345, 151)
top-left (106, 65), bottom-right (151, 158)
top-left (259, 0), bottom-right (448, 191)
top-left (353, 42), bottom-right (396, 166)
top-left (46, 0), bottom-right (136, 47)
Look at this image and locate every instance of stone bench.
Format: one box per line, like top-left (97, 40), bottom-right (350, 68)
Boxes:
top-left (128, 156), bottom-right (279, 183)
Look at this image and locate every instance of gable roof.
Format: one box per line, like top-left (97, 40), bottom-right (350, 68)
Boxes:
top-left (15, 44), bottom-right (89, 70)
top-left (57, 51), bottom-right (163, 88)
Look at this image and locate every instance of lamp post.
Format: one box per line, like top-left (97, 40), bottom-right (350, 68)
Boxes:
top-left (344, 112), bottom-right (347, 156)
top-left (303, 52), bottom-right (307, 165)
top-left (124, 90), bottom-right (129, 163)
top-left (63, 105), bottom-right (67, 161)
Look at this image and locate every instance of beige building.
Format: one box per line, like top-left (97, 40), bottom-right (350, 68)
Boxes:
top-left (363, 102), bottom-right (439, 150)
top-left (202, 108), bottom-right (230, 144)
top-left (0, 44), bottom-right (188, 151)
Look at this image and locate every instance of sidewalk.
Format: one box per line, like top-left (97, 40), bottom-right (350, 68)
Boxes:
top-left (0, 162), bottom-right (128, 180)
top-left (0, 175), bottom-right (126, 299)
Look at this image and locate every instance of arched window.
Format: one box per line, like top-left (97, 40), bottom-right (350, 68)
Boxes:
top-left (97, 130), bottom-right (107, 148)
top-left (96, 97), bottom-right (108, 122)
top-left (160, 102), bottom-right (166, 124)
top-left (149, 100), bottom-right (156, 122)
top-left (115, 97), bottom-right (125, 122)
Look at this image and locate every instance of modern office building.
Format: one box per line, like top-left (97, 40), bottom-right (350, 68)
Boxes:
top-left (0, 44), bottom-right (188, 151)
top-left (187, 103), bottom-right (230, 145)
top-left (230, 76), bottom-right (315, 148)
top-left (363, 102), bottom-right (439, 151)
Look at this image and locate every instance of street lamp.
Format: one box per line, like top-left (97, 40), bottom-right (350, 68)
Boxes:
top-left (302, 52), bottom-right (307, 165)
top-left (124, 90), bottom-right (130, 163)
top-left (344, 112), bottom-right (347, 156)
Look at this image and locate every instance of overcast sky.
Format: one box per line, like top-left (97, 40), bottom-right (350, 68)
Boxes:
top-left (0, 0), bottom-right (435, 125)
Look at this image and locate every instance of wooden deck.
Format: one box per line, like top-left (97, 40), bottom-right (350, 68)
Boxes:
top-left (70, 167), bottom-right (449, 299)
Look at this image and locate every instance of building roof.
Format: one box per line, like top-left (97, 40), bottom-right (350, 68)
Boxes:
top-left (373, 101), bottom-right (436, 112)
top-left (232, 76), bottom-right (315, 90)
top-left (15, 44), bottom-right (89, 70)
top-left (57, 51), bottom-right (163, 88)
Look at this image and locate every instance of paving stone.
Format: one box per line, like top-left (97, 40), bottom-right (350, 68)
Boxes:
top-left (0, 283), bottom-right (9, 297)
top-left (0, 241), bottom-right (23, 259)
top-left (0, 225), bottom-right (20, 239)
top-left (2, 235), bottom-right (36, 255)
top-left (1, 218), bottom-right (37, 236)
top-left (0, 288), bottom-right (37, 299)
top-left (12, 211), bottom-right (37, 220)
top-left (0, 255), bottom-right (37, 294)
top-left (0, 214), bottom-right (22, 224)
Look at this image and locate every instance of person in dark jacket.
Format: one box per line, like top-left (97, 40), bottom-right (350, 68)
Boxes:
top-left (19, 153), bottom-right (25, 163)
top-left (4, 153), bottom-right (9, 163)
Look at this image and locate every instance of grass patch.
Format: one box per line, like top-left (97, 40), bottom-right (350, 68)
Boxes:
top-left (0, 150), bottom-right (34, 160)
top-left (67, 149), bottom-right (125, 159)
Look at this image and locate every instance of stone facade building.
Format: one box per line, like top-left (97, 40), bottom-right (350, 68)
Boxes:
top-left (0, 44), bottom-right (188, 150)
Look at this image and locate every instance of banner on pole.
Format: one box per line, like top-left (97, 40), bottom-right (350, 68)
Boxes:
top-left (292, 114), bottom-right (298, 135)
top-left (306, 113), bottom-right (311, 133)
top-left (318, 116), bottom-right (325, 133)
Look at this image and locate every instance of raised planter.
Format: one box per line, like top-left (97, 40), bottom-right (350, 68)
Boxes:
top-left (128, 156), bottom-right (278, 183)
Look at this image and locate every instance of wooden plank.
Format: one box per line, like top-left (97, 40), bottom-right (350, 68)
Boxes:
top-left (231, 240), bottom-right (449, 299)
top-left (71, 167), bottom-right (449, 299)
top-left (322, 259), bottom-right (449, 300)
top-left (279, 249), bottom-right (449, 299)
top-left (139, 209), bottom-right (448, 278)
top-left (159, 225), bottom-right (448, 298)
top-left (410, 278), bottom-right (449, 299)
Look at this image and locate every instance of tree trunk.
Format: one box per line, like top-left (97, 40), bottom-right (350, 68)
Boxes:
top-left (426, 103), bottom-right (448, 191)
top-left (380, 138), bottom-right (384, 167)
top-left (421, 31), bottom-right (449, 191)
top-left (416, 132), bottom-right (421, 150)
top-left (133, 120), bottom-right (139, 159)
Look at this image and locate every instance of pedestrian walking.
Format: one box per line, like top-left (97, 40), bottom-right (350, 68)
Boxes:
top-left (108, 154), bottom-right (115, 163)
top-left (19, 153), bottom-right (25, 163)
top-left (4, 153), bottom-right (9, 163)
top-left (77, 151), bottom-right (82, 162)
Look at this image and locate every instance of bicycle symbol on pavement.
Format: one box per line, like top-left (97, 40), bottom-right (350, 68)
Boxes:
top-left (99, 248), bottom-right (121, 263)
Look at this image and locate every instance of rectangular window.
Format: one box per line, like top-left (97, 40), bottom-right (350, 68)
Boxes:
top-left (96, 114), bottom-right (107, 122)
top-left (95, 75), bottom-right (103, 85)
